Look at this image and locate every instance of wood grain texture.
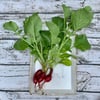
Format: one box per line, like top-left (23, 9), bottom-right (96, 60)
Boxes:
top-left (0, 0), bottom-right (100, 13)
top-left (0, 40), bottom-right (29, 64)
top-left (0, 65), bottom-right (99, 92)
top-left (0, 13), bottom-right (100, 38)
top-left (0, 92), bottom-right (100, 100)
top-left (78, 65), bottom-right (100, 77)
top-left (0, 0), bottom-right (100, 99)
top-left (0, 39), bottom-right (100, 64)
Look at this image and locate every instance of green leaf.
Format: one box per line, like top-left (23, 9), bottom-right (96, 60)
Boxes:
top-left (60, 52), bottom-right (72, 66)
top-left (60, 58), bottom-right (72, 66)
top-left (46, 21), bottom-right (60, 44)
top-left (40, 30), bottom-right (51, 47)
top-left (3, 21), bottom-right (19, 32)
top-left (30, 49), bottom-right (39, 58)
top-left (16, 29), bottom-right (22, 34)
top-left (71, 6), bottom-right (93, 31)
top-left (14, 39), bottom-right (28, 50)
top-left (48, 46), bottom-right (60, 66)
top-left (60, 53), bottom-right (71, 58)
top-left (24, 13), bottom-right (42, 38)
top-left (52, 16), bottom-right (64, 31)
top-left (58, 32), bottom-right (65, 43)
top-left (74, 34), bottom-right (91, 51)
top-left (84, 6), bottom-right (93, 12)
top-left (43, 47), bottom-right (50, 61)
top-left (62, 4), bottom-right (71, 22)
top-left (61, 38), bottom-right (72, 52)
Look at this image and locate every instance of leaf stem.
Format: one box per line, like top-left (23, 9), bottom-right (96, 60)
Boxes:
top-left (29, 33), bottom-right (45, 63)
top-left (21, 37), bottom-right (45, 63)
top-left (21, 37), bottom-right (34, 49)
top-left (59, 31), bottom-right (70, 52)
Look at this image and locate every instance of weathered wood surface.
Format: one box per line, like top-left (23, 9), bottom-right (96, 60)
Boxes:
top-left (0, 39), bottom-right (100, 64)
top-left (0, 0), bottom-right (100, 13)
top-left (0, 64), bottom-right (100, 92)
top-left (0, 92), bottom-right (100, 100)
top-left (0, 40), bottom-right (29, 64)
top-left (0, 0), bottom-right (100, 99)
top-left (0, 13), bottom-right (100, 38)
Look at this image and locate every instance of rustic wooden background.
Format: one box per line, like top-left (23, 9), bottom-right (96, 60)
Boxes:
top-left (0, 0), bottom-right (100, 100)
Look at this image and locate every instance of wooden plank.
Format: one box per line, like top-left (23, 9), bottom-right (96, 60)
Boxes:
top-left (78, 48), bottom-right (100, 64)
top-left (0, 38), bottom-right (100, 64)
top-left (0, 40), bottom-right (29, 64)
top-left (0, 91), bottom-right (100, 100)
top-left (0, 75), bottom-right (99, 92)
top-left (78, 43), bottom-right (100, 65)
top-left (0, 76), bottom-right (29, 91)
top-left (0, 0), bottom-right (100, 13)
top-left (83, 77), bottom-right (100, 92)
top-left (0, 65), bottom-right (100, 77)
top-left (0, 65), bottom-right (100, 92)
top-left (0, 65), bottom-right (29, 76)
top-left (0, 14), bottom-right (59, 38)
top-left (0, 13), bottom-right (100, 38)
top-left (77, 65), bottom-right (100, 77)
top-left (0, 72), bottom-right (98, 92)
top-left (59, 92), bottom-right (100, 100)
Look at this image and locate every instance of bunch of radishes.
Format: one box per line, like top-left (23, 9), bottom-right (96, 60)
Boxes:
top-left (33, 68), bottom-right (53, 90)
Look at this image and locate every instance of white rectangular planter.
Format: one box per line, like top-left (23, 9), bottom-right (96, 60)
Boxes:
top-left (29, 48), bottom-right (77, 96)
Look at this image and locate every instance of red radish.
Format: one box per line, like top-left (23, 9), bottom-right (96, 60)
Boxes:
top-left (44, 74), bottom-right (52, 82)
top-left (37, 72), bottom-right (46, 83)
top-left (33, 69), bottom-right (43, 84)
top-left (33, 68), bottom-right (53, 89)
top-left (44, 68), bottom-right (53, 82)
top-left (34, 69), bottom-right (43, 77)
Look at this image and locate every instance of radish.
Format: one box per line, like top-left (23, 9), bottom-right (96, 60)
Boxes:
top-left (37, 72), bottom-right (46, 83)
top-left (44, 74), bottom-right (52, 82)
top-left (33, 69), bottom-right (43, 85)
top-left (44, 68), bottom-right (53, 82)
top-left (33, 68), bottom-right (53, 89)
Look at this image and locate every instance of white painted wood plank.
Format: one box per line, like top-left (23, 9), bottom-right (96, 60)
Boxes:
top-left (0, 64), bottom-right (99, 92)
top-left (78, 65), bottom-right (100, 77)
top-left (0, 39), bottom-right (100, 64)
top-left (0, 76), bottom-right (29, 91)
top-left (59, 93), bottom-right (100, 100)
top-left (0, 92), bottom-right (9, 100)
top-left (0, 92), bottom-right (100, 100)
top-left (78, 47), bottom-right (100, 64)
top-left (0, 40), bottom-right (29, 64)
top-left (0, 65), bottom-right (29, 76)
top-left (0, 75), bottom-right (98, 92)
top-left (0, 65), bottom-right (100, 77)
top-left (0, 92), bottom-right (56, 100)
top-left (0, 13), bottom-right (100, 38)
top-left (77, 71), bottom-right (91, 91)
top-left (83, 77), bottom-right (100, 92)
top-left (0, 14), bottom-right (59, 38)
top-left (0, 0), bottom-right (99, 13)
